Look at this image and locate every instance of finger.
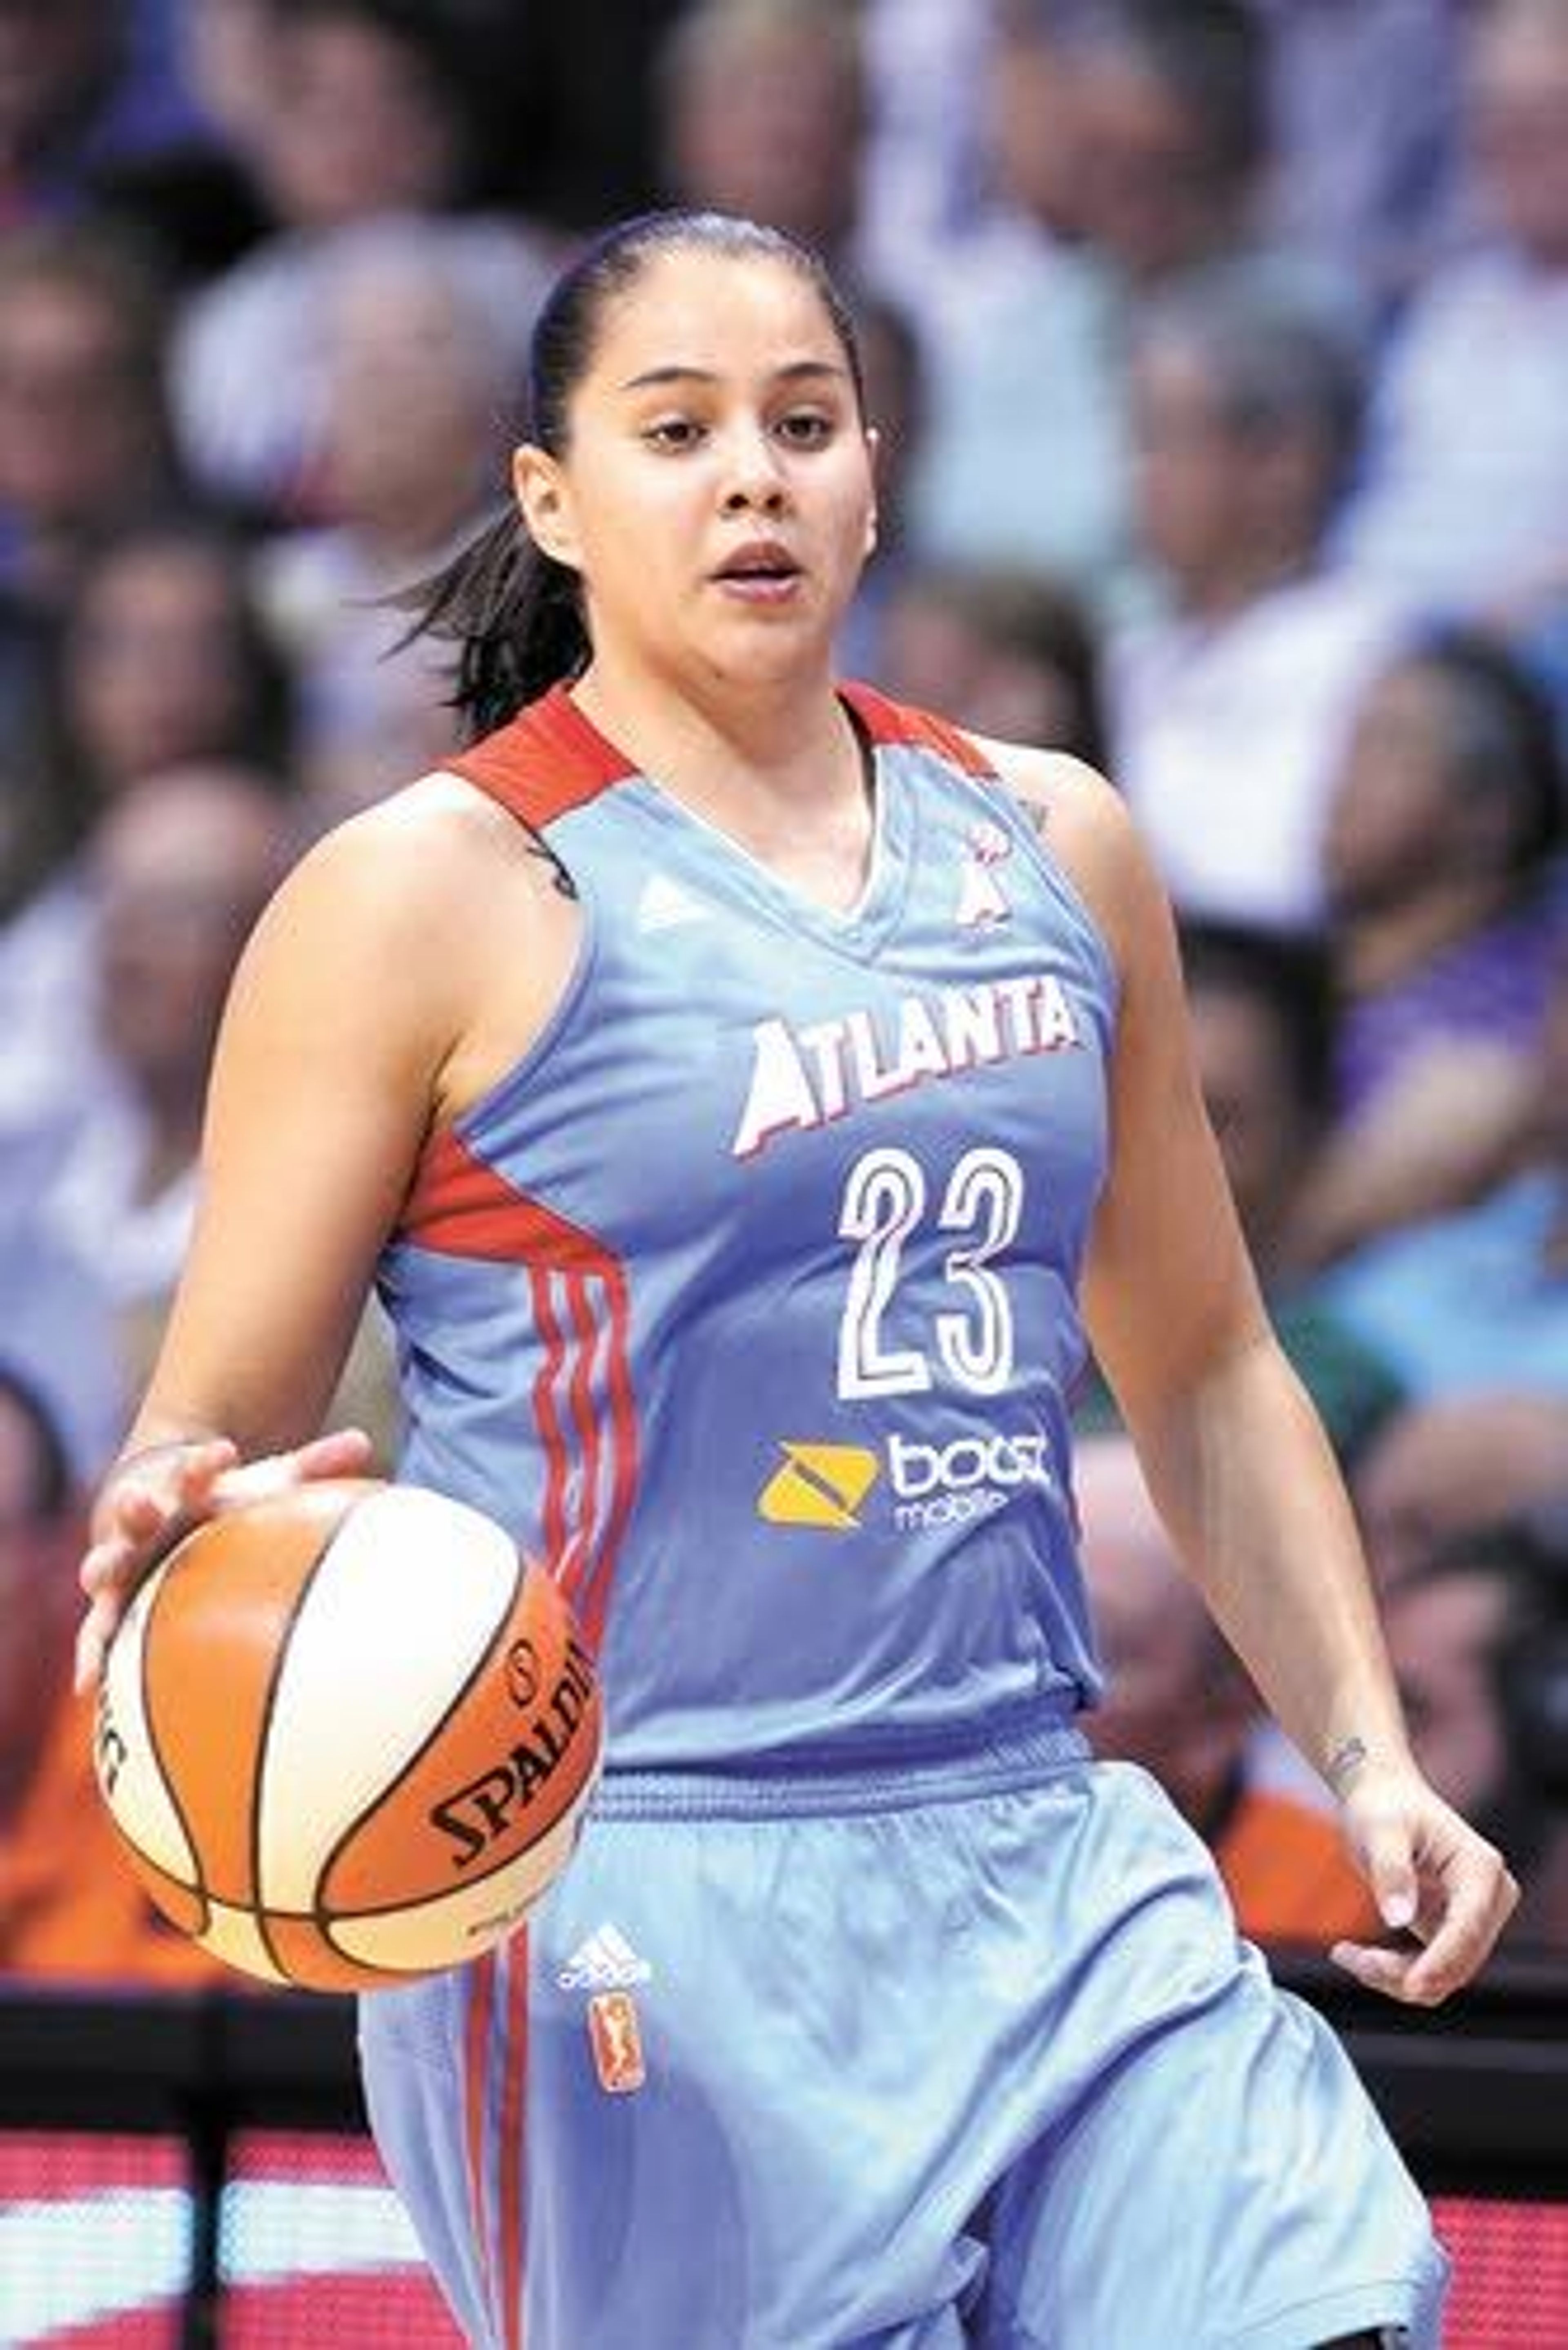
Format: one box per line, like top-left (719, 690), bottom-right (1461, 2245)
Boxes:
top-left (75, 1594), bottom-right (120, 1694)
top-left (1402, 1864), bottom-right (1520, 2004)
top-left (294, 1427), bottom-right (375, 1476)
top-left (212, 1428), bottom-right (374, 1509)
top-left (1358, 1817), bottom-right (1419, 1934)
top-left (1327, 1938), bottom-right (1432, 2004)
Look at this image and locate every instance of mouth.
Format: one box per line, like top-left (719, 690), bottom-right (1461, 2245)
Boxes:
top-left (711, 541), bottom-right (803, 597)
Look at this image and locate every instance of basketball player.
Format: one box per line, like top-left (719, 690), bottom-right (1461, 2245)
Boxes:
top-left (77, 212), bottom-right (1515, 2348)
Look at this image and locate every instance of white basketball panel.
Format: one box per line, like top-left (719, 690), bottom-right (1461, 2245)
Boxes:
top-left (257, 1486), bottom-right (522, 1908)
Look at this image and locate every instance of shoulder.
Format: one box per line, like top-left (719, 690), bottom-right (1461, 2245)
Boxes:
top-left (268, 768), bottom-right (552, 937)
top-left (229, 768), bottom-right (569, 1068)
top-left (969, 734), bottom-right (1167, 981)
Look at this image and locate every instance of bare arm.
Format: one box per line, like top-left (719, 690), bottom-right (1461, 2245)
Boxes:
top-left (986, 739), bottom-right (1518, 2001)
top-left (77, 781), bottom-right (548, 1681)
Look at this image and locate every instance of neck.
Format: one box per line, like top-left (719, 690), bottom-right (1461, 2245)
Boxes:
top-left (1172, 542), bottom-right (1314, 626)
top-left (570, 656), bottom-right (864, 822)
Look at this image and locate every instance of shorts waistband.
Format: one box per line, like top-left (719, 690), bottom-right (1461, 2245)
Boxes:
top-left (588, 1699), bottom-right (1090, 1822)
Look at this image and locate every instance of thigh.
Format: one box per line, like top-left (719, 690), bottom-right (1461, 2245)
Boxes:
top-left (365, 1796), bottom-right (1006, 2349)
top-left (973, 1775), bottom-right (1448, 2350)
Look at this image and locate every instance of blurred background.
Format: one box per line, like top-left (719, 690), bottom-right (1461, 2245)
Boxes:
top-left (2, 1), bottom-right (1568, 2341)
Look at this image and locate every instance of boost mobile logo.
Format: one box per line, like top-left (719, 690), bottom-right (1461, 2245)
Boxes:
top-left (758, 1431), bottom-right (1054, 1534)
top-left (757, 1441), bottom-right (880, 1530)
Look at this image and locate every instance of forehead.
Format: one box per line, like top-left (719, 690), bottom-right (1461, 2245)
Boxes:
top-left (584, 248), bottom-right (846, 383)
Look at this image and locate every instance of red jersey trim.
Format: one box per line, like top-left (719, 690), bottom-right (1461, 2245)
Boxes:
top-left (838, 680), bottom-right (996, 778)
top-left (464, 1951), bottom-right (499, 2332)
top-left (446, 684), bottom-right (635, 830)
top-left (447, 679), bottom-right (996, 831)
top-left (497, 1932), bottom-right (530, 2350)
top-left (397, 1129), bottom-right (639, 1652)
top-left (401, 1126), bottom-right (609, 1268)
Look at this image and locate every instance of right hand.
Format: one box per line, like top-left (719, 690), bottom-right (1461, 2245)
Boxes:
top-left (76, 1427), bottom-right (375, 1692)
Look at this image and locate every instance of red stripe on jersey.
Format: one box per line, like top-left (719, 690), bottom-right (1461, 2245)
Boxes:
top-left (563, 1271), bottom-right (604, 1596)
top-left (529, 1267), bottom-right (572, 1569)
top-left (570, 1265), bottom-right (637, 1654)
top-left (464, 1951), bottom-right (499, 2332)
top-left (396, 1131), bottom-right (640, 1637)
top-left (446, 684), bottom-right (635, 830)
top-left (497, 1933), bottom-right (531, 2350)
top-left (839, 679), bottom-right (997, 778)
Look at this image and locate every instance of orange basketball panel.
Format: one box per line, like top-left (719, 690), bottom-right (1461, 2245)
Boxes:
top-left (141, 1482), bottom-right (368, 1905)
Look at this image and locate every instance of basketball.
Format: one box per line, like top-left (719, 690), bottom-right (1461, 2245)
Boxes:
top-left (92, 1478), bottom-right (603, 1993)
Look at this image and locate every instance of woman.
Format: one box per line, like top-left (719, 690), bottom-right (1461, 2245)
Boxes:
top-left (78, 212), bottom-right (1513, 2350)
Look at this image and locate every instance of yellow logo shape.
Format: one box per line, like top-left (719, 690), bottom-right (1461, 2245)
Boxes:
top-left (757, 1441), bottom-right (880, 1530)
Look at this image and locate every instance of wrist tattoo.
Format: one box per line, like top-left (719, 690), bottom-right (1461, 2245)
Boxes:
top-left (1326, 1736), bottom-right (1369, 1796)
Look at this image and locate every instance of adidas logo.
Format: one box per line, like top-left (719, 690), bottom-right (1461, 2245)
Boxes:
top-left (635, 872), bottom-right (710, 932)
top-left (557, 1922), bottom-right (653, 1991)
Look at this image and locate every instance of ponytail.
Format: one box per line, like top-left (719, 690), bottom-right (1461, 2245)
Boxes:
top-left (396, 508), bottom-right (588, 743)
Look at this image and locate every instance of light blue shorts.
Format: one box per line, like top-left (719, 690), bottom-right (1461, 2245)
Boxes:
top-left (359, 1715), bottom-right (1447, 2348)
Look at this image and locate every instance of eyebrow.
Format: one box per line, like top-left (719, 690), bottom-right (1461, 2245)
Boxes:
top-left (617, 360), bottom-right (852, 394)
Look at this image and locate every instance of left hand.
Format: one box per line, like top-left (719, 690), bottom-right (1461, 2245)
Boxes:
top-left (1331, 1762), bottom-right (1520, 2005)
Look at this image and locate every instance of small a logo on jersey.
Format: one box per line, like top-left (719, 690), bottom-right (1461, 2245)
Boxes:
top-left (636, 872), bottom-right (711, 932)
top-left (557, 1922), bottom-right (653, 1991)
top-left (956, 821), bottom-right (1011, 930)
top-left (588, 1991), bottom-right (646, 2094)
top-left (757, 1441), bottom-right (880, 1530)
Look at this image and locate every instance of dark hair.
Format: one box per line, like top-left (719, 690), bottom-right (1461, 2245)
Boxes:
top-left (0, 1362), bottom-right (72, 1523)
top-left (1402, 624), bottom-right (1566, 879)
top-left (399, 208), bottom-right (866, 742)
top-left (1081, 0), bottom-right (1267, 187)
top-left (1178, 916), bottom-right (1336, 1121)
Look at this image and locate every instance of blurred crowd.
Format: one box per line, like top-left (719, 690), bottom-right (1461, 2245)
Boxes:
top-left (2, 0), bottom-right (1568, 1983)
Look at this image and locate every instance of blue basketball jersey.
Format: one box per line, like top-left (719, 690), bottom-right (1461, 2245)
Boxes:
top-left (377, 683), bottom-right (1119, 1770)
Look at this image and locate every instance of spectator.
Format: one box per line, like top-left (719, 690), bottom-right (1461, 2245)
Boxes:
top-left (0, 764), bottom-right (296, 1437)
top-left (0, 1360), bottom-right (228, 1979)
top-left (877, 560), bottom-right (1108, 767)
top-left (1298, 627), bottom-right (1566, 1266)
top-left (0, 217), bottom-right (177, 614)
top-left (1246, 0), bottom-right (1472, 325)
top-left (170, 0), bottom-right (554, 518)
top-left (1178, 919), bottom-right (1406, 1466)
top-left (0, 520), bottom-right (295, 1120)
top-left (857, 0), bottom-right (997, 309)
top-left (1354, 1389), bottom-right (1568, 1594)
top-left (1076, 1432), bottom-right (1380, 1946)
top-left (254, 222), bottom-right (514, 828)
top-left (902, 0), bottom-right (1129, 598)
top-left (1107, 262), bottom-right (1410, 931)
top-left (0, 0), bottom-right (208, 221)
top-left (1383, 1520), bottom-right (1568, 1954)
top-left (1334, 0), bottom-right (1568, 621)
top-left (909, 0), bottom-right (1351, 607)
top-left (655, 0), bottom-right (870, 281)
top-left (1318, 935), bottom-right (1568, 1400)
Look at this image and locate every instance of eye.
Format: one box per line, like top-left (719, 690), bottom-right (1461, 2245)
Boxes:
top-left (774, 409), bottom-right (836, 448)
top-left (641, 417), bottom-right (704, 452)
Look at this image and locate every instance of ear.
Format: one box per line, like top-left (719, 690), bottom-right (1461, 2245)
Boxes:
top-left (512, 443), bottom-right (580, 570)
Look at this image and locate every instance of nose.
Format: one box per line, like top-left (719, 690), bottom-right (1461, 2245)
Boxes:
top-left (720, 422), bottom-right (789, 514)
